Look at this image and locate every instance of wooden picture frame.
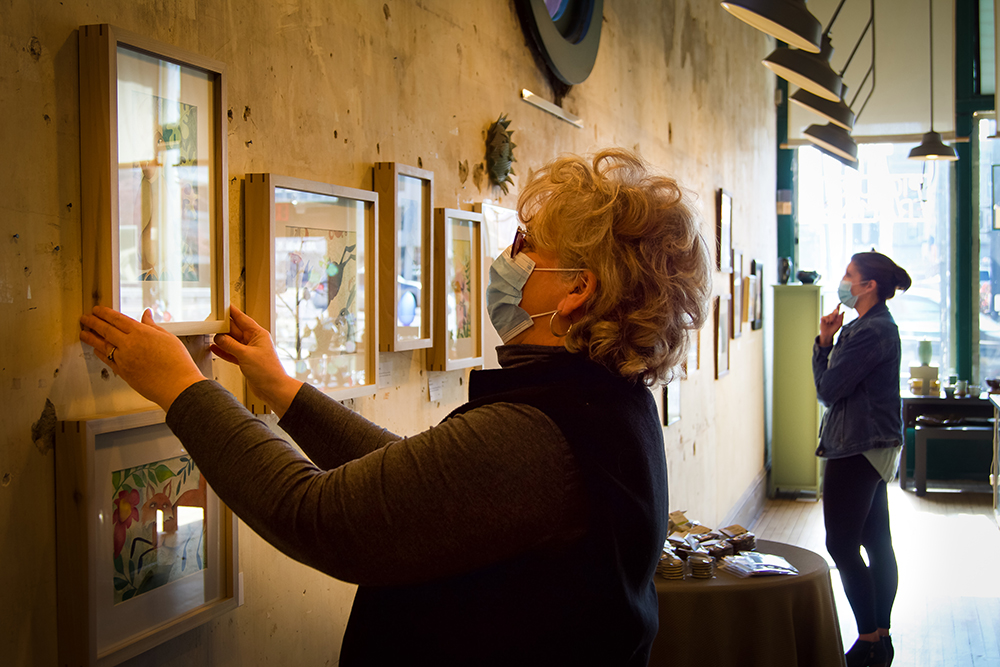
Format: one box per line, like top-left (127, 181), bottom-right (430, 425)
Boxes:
top-left (56, 409), bottom-right (240, 666)
top-left (79, 24), bottom-right (229, 335)
top-left (474, 202), bottom-right (522, 369)
top-left (743, 276), bottom-right (753, 324)
top-left (715, 295), bottom-right (730, 379)
top-left (244, 173), bottom-right (379, 412)
top-left (751, 261), bottom-right (764, 330)
top-left (428, 208), bottom-right (485, 371)
top-left (662, 379), bottom-right (681, 426)
top-left (731, 250), bottom-right (743, 338)
top-left (716, 189), bottom-right (733, 273)
top-left (373, 162), bottom-right (434, 351)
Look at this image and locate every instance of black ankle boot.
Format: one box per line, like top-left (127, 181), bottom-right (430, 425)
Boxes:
top-left (845, 638), bottom-right (888, 667)
top-left (882, 635), bottom-right (893, 667)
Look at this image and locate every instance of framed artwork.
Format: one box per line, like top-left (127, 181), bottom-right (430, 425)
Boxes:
top-left (245, 173), bottom-right (378, 411)
top-left (373, 162), bottom-right (434, 351)
top-left (751, 261), bottom-right (764, 330)
top-left (743, 276), bottom-right (753, 324)
top-left (428, 209), bottom-right (484, 371)
top-left (55, 409), bottom-right (239, 666)
top-left (687, 329), bottom-right (700, 372)
top-left (662, 379), bottom-right (681, 426)
top-left (716, 189), bottom-right (733, 273)
top-left (731, 250), bottom-right (743, 338)
top-left (79, 25), bottom-right (229, 335)
top-left (715, 295), bottom-right (730, 379)
top-left (474, 202), bottom-right (522, 370)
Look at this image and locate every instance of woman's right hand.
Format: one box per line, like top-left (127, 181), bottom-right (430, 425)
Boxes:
top-left (818, 304), bottom-right (844, 347)
top-left (211, 305), bottom-right (303, 416)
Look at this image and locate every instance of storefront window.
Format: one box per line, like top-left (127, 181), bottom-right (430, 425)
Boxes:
top-left (797, 144), bottom-right (953, 388)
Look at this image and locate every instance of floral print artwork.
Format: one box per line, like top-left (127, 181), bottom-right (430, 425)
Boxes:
top-left (111, 455), bottom-right (206, 605)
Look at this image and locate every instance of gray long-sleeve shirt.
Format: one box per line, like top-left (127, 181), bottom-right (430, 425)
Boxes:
top-left (166, 346), bottom-right (588, 587)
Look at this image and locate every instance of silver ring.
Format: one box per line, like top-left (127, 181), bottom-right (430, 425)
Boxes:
top-left (107, 346), bottom-right (117, 362)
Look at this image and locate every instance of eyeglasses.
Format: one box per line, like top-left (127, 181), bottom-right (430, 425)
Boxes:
top-left (512, 227), bottom-right (528, 258)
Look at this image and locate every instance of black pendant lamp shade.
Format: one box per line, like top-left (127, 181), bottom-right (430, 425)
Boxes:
top-left (791, 87), bottom-right (856, 130)
top-left (813, 143), bottom-right (860, 170)
top-left (764, 34), bottom-right (843, 101)
top-left (908, 131), bottom-right (958, 161)
top-left (720, 0), bottom-right (822, 53)
top-left (908, 0), bottom-right (958, 161)
top-left (804, 123), bottom-right (858, 162)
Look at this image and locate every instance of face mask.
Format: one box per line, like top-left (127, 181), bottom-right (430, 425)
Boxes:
top-left (838, 280), bottom-right (859, 308)
top-left (486, 246), bottom-right (582, 344)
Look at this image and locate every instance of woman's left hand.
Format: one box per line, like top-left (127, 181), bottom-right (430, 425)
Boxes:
top-left (79, 306), bottom-right (207, 410)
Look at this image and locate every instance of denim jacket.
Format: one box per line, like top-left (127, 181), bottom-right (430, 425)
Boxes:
top-left (812, 302), bottom-right (903, 459)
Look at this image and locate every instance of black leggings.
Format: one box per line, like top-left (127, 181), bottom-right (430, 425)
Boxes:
top-left (823, 454), bottom-right (898, 634)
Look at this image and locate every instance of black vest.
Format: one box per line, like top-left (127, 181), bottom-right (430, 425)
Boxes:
top-left (339, 355), bottom-right (668, 666)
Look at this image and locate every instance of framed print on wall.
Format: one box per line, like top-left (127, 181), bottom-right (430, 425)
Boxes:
top-left (428, 208), bottom-right (484, 371)
top-left (373, 162), bottom-right (434, 352)
top-left (751, 261), bottom-right (764, 330)
top-left (715, 295), bottom-right (730, 379)
top-left (244, 174), bottom-right (379, 412)
top-left (56, 409), bottom-right (240, 667)
top-left (662, 379), bottom-right (681, 426)
top-left (716, 189), bottom-right (733, 273)
top-left (731, 250), bottom-right (743, 339)
top-left (474, 201), bottom-right (522, 370)
top-left (79, 24), bottom-right (229, 335)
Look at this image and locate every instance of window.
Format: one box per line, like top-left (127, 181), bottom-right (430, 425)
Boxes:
top-left (797, 143), bottom-right (953, 387)
top-left (975, 114), bottom-right (1000, 381)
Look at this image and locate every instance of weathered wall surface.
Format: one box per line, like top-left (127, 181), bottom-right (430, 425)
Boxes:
top-left (0, 1), bottom-right (776, 664)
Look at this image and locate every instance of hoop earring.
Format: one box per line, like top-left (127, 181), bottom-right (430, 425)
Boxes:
top-left (549, 311), bottom-right (573, 338)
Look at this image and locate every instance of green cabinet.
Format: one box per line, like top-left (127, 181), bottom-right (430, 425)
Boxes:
top-left (771, 285), bottom-right (823, 496)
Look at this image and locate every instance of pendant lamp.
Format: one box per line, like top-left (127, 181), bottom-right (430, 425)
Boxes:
top-left (792, 87), bottom-right (855, 130)
top-left (720, 0), bottom-right (822, 53)
top-left (790, 2), bottom-right (873, 130)
top-left (762, 0), bottom-right (848, 101)
top-left (804, 123), bottom-right (858, 163)
top-left (813, 143), bottom-right (861, 169)
top-left (908, 0), bottom-right (958, 161)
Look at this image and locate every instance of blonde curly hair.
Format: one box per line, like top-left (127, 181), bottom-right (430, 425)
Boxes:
top-left (518, 148), bottom-right (711, 385)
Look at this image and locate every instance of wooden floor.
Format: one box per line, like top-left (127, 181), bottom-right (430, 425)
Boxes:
top-left (751, 486), bottom-right (1000, 666)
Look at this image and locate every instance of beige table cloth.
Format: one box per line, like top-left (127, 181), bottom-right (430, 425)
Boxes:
top-left (649, 539), bottom-right (845, 667)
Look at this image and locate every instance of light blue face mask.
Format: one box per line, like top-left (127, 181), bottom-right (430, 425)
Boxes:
top-left (486, 246), bottom-right (582, 344)
top-left (838, 279), bottom-right (859, 308)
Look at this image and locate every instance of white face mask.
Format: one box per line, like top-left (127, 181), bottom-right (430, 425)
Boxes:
top-left (485, 246), bottom-right (582, 343)
top-left (838, 280), bottom-right (859, 309)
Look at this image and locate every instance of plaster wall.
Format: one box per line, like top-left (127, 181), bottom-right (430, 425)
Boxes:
top-left (0, 1), bottom-right (777, 664)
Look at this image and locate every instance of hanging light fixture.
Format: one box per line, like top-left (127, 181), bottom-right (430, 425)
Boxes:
top-left (909, 0), bottom-right (958, 161)
top-left (804, 123), bottom-right (858, 162)
top-left (790, 1), bottom-right (874, 130)
top-left (762, 0), bottom-right (848, 101)
top-left (801, 0), bottom-right (878, 171)
top-left (720, 0), bottom-right (822, 53)
top-left (812, 143), bottom-right (861, 169)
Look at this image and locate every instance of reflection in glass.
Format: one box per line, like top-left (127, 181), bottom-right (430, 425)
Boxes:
top-left (396, 174), bottom-right (426, 340)
top-left (110, 454), bottom-right (206, 605)
top-left (273, 188), bottom-right (367, 391)
top-left (446, 216), bottom-right (480, 361)
top-left (116, 45), bottom-right (216, 324)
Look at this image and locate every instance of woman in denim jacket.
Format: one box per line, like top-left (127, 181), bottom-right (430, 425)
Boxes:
top-left (813, 251), bottom-right (911, 667)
